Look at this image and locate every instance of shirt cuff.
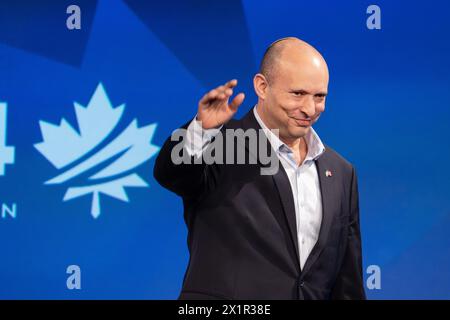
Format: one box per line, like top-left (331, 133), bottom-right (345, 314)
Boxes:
top-left (184, 115), bottom-right (223, 157)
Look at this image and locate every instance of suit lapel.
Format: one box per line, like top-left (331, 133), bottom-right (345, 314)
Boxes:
top-left (272, 166), bottom-right (301, 269)
top-left (301, 151), bottom-right (337, 275)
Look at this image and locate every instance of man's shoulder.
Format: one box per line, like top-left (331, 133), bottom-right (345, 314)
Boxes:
top-left (321, 144), bottom-right (355, 175)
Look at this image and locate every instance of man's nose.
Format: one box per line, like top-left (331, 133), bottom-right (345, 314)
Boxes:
top-left (301, 94), bottom-right (316, 118)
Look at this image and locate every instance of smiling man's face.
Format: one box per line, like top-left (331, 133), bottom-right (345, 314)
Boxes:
top-left (255, 39), bottom-right (329, 144)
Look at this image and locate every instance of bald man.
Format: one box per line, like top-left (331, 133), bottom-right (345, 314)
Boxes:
top-left (154, 38), bottom-right (366, 300)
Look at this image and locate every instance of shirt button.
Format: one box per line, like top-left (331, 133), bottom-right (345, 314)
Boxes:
top-left (301, 238), bottom-right (305, 244)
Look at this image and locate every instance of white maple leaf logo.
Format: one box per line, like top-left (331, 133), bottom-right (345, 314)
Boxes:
top-left (34, 83), bottom-right (160, 218)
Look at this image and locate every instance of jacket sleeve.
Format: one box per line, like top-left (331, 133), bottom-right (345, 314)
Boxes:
top-left (331, 167), bottom-right (367, 300)
top-left (153, 119), bottom-right (221, 200)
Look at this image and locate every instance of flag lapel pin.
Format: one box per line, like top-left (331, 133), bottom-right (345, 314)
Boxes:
top-left (325, 170), bottom-right (333, 177)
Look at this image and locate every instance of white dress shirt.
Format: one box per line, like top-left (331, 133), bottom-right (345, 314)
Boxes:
top-left (184, 106), bottom-right (326, 270)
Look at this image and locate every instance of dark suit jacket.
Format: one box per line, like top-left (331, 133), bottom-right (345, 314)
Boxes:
top-left (153, 109), bottom-right (366, 300)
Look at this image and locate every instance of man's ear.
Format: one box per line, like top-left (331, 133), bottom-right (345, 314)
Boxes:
top-left (253, 73), bottom-right (268, 100)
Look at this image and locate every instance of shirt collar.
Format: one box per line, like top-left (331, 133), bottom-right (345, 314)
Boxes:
top-left (253, 106), bottom-right (325, 161)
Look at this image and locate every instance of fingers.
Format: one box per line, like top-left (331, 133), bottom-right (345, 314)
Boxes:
top-left (200, 79), bottom-right (238, 105)
top-left (218, 79), bottom-right (238, 99)
top-left (216, 80), bottom-right (236, 99)
top-left (225, 79), bottom-right (238, 89)
top-left (217, 85), bottom-right (228, 100)
top-left (229, 92), bottom-right (245, 111)
top-left (200, 88), bottom-right (220, 105)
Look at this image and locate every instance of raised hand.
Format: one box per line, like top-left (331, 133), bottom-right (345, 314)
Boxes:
top-left (197, 79), bottom-right (245, 129)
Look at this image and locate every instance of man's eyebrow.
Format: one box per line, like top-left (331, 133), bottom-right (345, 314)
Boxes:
top-left (289, 88), bottom-right (328, 96)
top-left (289, 88), bottom-right (310, 94)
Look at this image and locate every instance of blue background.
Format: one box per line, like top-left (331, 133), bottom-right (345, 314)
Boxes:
top-left (0, 0), bottom-right (449, 299)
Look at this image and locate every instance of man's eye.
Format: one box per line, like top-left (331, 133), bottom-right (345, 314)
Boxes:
top-left (292, 91), bottom-right (305, 96)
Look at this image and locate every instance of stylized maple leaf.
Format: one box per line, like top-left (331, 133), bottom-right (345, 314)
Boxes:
top-left (34, 83), bottom-right (160, 218)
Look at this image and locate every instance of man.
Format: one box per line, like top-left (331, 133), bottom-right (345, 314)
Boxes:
top-left (154, 37), bottom-right (366, 300)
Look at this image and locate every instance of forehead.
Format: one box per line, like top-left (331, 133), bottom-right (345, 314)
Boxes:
top-left (274, 55), bottom-right (329, 90)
